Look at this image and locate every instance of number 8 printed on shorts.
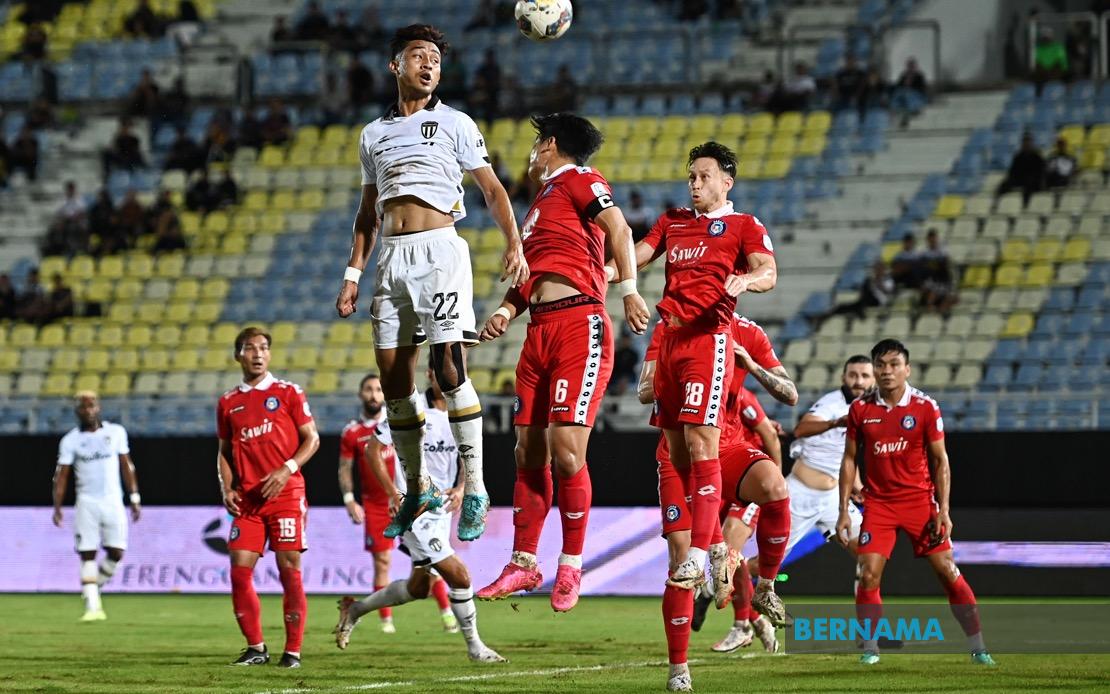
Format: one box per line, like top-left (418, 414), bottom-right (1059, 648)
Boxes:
top-left (278, 517), bottom-right (297, 539)
top-left (684, 382), bottom-right (704, 407)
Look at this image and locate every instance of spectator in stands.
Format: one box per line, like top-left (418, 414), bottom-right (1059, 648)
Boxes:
top-left (919, 229), bottom-right (957, 314)
top-left (624, 190), bottom-right (652, 241)
top-left (997, 133), bottom-right (1045, 204)
top-left (125, 0), bottom-right (163, 38)
top-left (225, 111), bottom-right (253, 153)
top-left (498, 379), bottom-right (515, 397)
top-left (87, 189), bottom-right (116, 249)
top-left (270, 16), bottom-right (293, 45)
top-left (891, 57), bottom-right (927, 127)
top-left (717, 0), bottom-right (744, 20)
top-left (347, 59), bottom-right (375, 112)
top-left (152, 208), bottom-right (186, 254)
top-left (321, 72), bottom-right (349, 125)
top-left (750, 70), bottom-right (777, 109)
top-left (214, 168), bottom-right (239, 208)
top-left (547, 64), bottom-right (580, 113)
top-left (43, 181), bottom-right (89, 256)
top-left (890, 233), bottom-right (923, 289)
top-left (15, 269), bottom-right (48, 324)
top-left (827, 260), bottom-right (895, 319)
top-left (768, 61), bottom-right (815, 114)
top-left (19, 1), bottom-right (63, 25)
top-left (0, 137), bottom-right (9, 188)
top-left (9, 126), bottom-right (39, 181)
top-left (1045, 136), bottom-right (1077, 189)
top-left (260, 99), bottom-right (293, 145)
top-left (439, 51), bottom-right (468, 103)
top-left (26, 98), bottom-right (54, 130)
top-left (328, 9), bottom-right (358, 53)
top-left (185, 168), bottom-right (215, 212)
top-left (128, 70), bottom-right (161, 119)
top-left (1067, 20), bottom-right (1094, 79)
top-left (295, 0), bottom-right (330, 42)
top-left (1033, 27), bottom-right (1068, 85)
top-left (145, 190), bottom-right (175, 234)
top-left (678, 0), bottom-right (710, 21)
top-left (858, 67), bottom-right (889, 119)
top-left (46, 273), bottom-right (74, 322)
top-left (115, 190), bottom-right (146, 246)
top-left (357, 5), bottom-right (388, 48)
top-left (0, 274), bottom-right (15, 320)
top-left (20, 23), bottom-right (47, 61)
top-left (161, 76), bottom-right (191, 130)
top-left (832, 55), bottom-right (866, 112)
top-left (472, 49), bottom-right (502, 122)
top-left (177, 0), bottom-right (199, 23)
top-left (102, 119), bottom-right (145, 180)
top-left (465, 0), bottom-right (497, 31)
top-left (609, 335), bottom-right (640, 395)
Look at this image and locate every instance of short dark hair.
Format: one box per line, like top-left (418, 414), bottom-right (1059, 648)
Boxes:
top-left (389, 24), bottom-right (449, 60)
top-left (687, 141), bottom-right (738, 178)
top-left (530, 113), bottom-right (604, 166)
top-left (234, 326), bottom-right (271, 355)
top-left (843, 354), bottom-right (872, 372)
top-left (871, 338), bottom-right (910, 364)
top-left (359, 372), bottom-right (380, 390)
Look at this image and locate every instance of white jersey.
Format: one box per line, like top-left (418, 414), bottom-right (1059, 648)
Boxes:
top-left (359, 96), bottom-right (491, 222)
top-left (377, 399), bottom-right (459, 510)
top-left (57, 422), bottom-right (130, 501)
top-left (789, 388), bottom-right (853, 478)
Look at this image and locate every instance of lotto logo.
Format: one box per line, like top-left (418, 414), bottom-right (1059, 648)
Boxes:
top-left (697, 485), bottom-right (717, 496)
top-left (563, 511), bottom-right (585, 520)
top-left (767, 536), bottom-right (787, 544)
top-left (670, 617), bottom-right (690, 626)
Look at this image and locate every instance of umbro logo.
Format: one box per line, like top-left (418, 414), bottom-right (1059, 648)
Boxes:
top-left (563, 512), bottom-right (585, 520)
top-left (697, 485), bottom-right (717, 496)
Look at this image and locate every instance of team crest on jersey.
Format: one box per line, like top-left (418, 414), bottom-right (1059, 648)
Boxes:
top-left (860, 531), bottom-right (870, 546)
top-left (901, 414), bottom-right (917, 430)
top-left (230, 525), bottom-right (240, 541)
top-left (513, 396), bottom-right (521, 415)
top-left (665, 504), bottom-right (681, 522)
top-left (429, 538), bottom-right (443, 552)
top-left (708, 219), bottom-right (726, 237)
top-left (264, 396), bottom-right (280, 412)
top-left (421, 121), bottom-right (438, 139)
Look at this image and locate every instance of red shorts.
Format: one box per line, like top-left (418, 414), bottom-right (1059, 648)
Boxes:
top-left (657, 457), bottom-right (693, 535)
top-left (363, 501), bottom-right (395, 554)
top-left (650, 328), bottom-right (734, 430)
top-left (858, 495), bottom-right (952, 559)
top-left (229, 495), bottom-right (308, 554)
top-left (514, 299), bottom-right (613, 427)
top-left (721, 443), bottom-right (772, 506)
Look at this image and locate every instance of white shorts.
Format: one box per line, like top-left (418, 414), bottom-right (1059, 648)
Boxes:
top-left (400, 511), bottom-right (454, 567)
top-left (785, 473), bottom-right (862, 556)
top-left (371, 227), bottom-right (477, 349)
top-left (74, 497), bottom-right (128, 552)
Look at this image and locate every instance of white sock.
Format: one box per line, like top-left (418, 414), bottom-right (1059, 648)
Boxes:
top-left (98, 558), bottom-right (119, 587)
top-left (81, 561), bottom-right (101, 611)
top-left (248, 642), bottom-right (265, 651)
top-left (352, 579), bottom-right (415, 619)
top-left (387, 390), bottom-right (428, 491)
top-left (687, 546), bottom-right (707, 569)
top-left (558, 553), bottom-right (582, 569)
top-left (669, 662), bottom-right (689, 677)
top-left (444, 379), bottom-right (486, 497)
top-left (734, 619), bottom-right (751, 628)
top-left (449, 587), bottom-right (481, 648)
top-left (968, 632), bottom-right (986, 653)
top-left (511, 551), bottom-right (537, 568)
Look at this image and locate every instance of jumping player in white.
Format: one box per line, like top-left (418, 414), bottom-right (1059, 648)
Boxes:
top-left (335, 24), bottom-right (528, 543)
top-left (52, 391), bottom-right (141, 621)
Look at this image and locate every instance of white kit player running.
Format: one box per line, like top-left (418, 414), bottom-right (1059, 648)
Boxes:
top-left (335, 23), bottom-right (528, 543)
top-left (335, 363), bottom-right (505, 663)
top-left (51, 391), bottom-right (141, 621)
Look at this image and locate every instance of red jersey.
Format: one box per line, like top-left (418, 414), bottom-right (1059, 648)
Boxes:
top-left (647, 313), bottom-right (781, 456)
top-left (216, 373), bottom-right (313, 508)
top-left (339, 417), bottom-right (396, 504)
top-left (846, 385), bottom-right (945, 502)
top-left (519, 164), bottom-right (615, 303)
top-left (737, 387), bottom-right (766, 443)
top-left (642, 202), bottom-right (773, 332)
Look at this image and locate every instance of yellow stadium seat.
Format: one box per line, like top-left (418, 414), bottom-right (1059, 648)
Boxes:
top-left (106, 303), bottom-right (136, 323)
top-left (141, 348), bottom-right (170, 371)
top-left (320, 346), bottom-right (349, 369)
top-left (1031, 238), bottom-right (1062, 263)
top-left (768, 136), bottom-right (797, 157)
top-left (740, 137), bottom-right (768, 157)
top-left (100, 372), bottom-right (131, 397)
top-left (153, 325), bottom-right (182, 348)
top-left (97, 324), bottom-right (124, 348)
top-left (194, 302), bottom-right (222, 323)
top-left (155, 252), bottom-right (186, 278)
top-left (651, 139), bottom-right (683, 158)
top-left (469, 368), bottom-right (493, 393)
top-left (69, 324), bottom-right (96, 345)
top-left (69, 256), bottom-right (96, 281)
top-left (1058, 124), bottom-right (1085, 151)
top-left (114, 278), bottom-right (143, 301)
top-left (271, 190), bottom-right (295, 211)
top-left (960, 265), bottom-right (992, 289)
top-left (172, 278), bottom-right (200, 302)
top-left (747, 112), bottom-right (774, 137)
top-left (231, 212), bottom-right (259, 236)
top-left (687, 114), bottom-right (717, 139)
top-left (737, 159), bottom-right (762, 179)
top-left (797, 135), bottom-right (826, 156)
top-left (271, 321), bottom-right (298, 345)
top-left (289, 346), bottom-right (319, 369)
top-left (776, 111), bottom-right (803, 135)
top-left (211, 323), bottom-right (239, 347)
top-left (718, 114), bottom-right (746, 138)
top-left (1088, 124), bottom-right (1110, 147)
top-left (298, 189), bottom-right (326, 211)
top-left (133, 373), bottom-right (163, 395)
top-left (203, 211), bottom-right (230, 235)
top-left (124, 325), bottom-right (152, 348)
top-left (42, 373), bottom-right (74, 397)
top-left (258, 145), bottom-right (286, 168)
top-left (180, 211), bottom-right (201, 236)
top-left (1000, 312), bottom-right (1035, 338)
top-left (10, 324), bottom-right (37, 347)
top-left (161, 169), bottom-right (187, 192)
top-left (243, 190), bottom-right (269, 211)
top-left (137, 302), bottom-right (165, 324)
top-left (111, 349), bottom-right (139, 371)
top-left (294, 125), bottom-right (320, 148)
top-left (14, 372), bottom-right (44, 396)
top-left (993, 263), bottom-right (1022, 287)
top-left (625, 140), bottom-right (652, 158)
top-left (51, 347), bottom-right (81, 373)
top-left (310, 370), bottom-right (340, 394)
top-left (21, 348), bottom-right (51, 372)
top-left (1023, 263), bottom-right (1054, 287)
top-left (182, 324), bottom-right (210, 347)
top-left (1080, 147), bottom-right (1105, 170)
top-left (315, 147), bottom-right (342, 167)
top-left (126, 254), bottom-right (154, 279)
top-left (98, 255), bottom-right (124, 279)
top-left (220, 234), bottom-right (247, 255)
top-left (350, 347), bottom-right (376, 370)
top-left (804, 110), bottom-right (832, 133)
top-left (171, 349), bottom-right (200, 371)
top-left (40, 256), bottom-right (68, 280)
top-left (287, 148), bottom-right (312, 168)
top-left (165, 302), bottom-right (193, 323)
top-left (201, 348), bottom-right (229, 370)
top-left (83, 348), bottom-right (111, 371)
top-left (1062, 237), bottom-right (1091, 262)
top-left (201, 278), bottom-right (230, 300)
top-left (761, 158), bottom-right (791, 179)
top-left (326, 322), bottom-right (356, 345)
top-left (1000, 239), bottom-right (1031, 263)
top-left (0, 350), bottom-right (19, 373)
top-left (39, 324), bottom-right (66, 347)
top-left (934, 195), bottom-right (965, 219)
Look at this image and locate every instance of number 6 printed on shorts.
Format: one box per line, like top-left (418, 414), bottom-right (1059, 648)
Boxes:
top-left (554, 378), bottom-right (569, 403)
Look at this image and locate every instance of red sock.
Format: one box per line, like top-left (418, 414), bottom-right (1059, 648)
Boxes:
top-left (731, 561), bottom-right (754, 621)
top-left (662, 585), bottom-right (694, 664)
top-left (279, 567), bottom-right (306, 655)
top-left (512, 466), bottom-right (553, 555)
top-left (230, 565), bottom-right (263, 646)
top-left (943, 574), bottom-right (981, 636)
top-left (690, 459), bottom-right (722, 551)
top-left (374, 583), bottom-right (393, 620)
top-left (711, 505), bottom-right (725, 546)
top-left (558, 464), bottom-right (591, 556)
top-left (431, 578), bottom-right (450, 611)
top-left (755, 497), bottom-right (790, 580)
top-left (855, 585), bottom-right (883, 632)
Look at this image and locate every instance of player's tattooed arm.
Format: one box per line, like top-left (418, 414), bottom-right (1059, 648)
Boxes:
top-left (734, 343), bottom-right (798, 406)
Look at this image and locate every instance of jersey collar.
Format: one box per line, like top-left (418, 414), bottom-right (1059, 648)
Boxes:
top-left (694, 201), bottom-right (734, 219)
top-left (238, 372), bottom-right (275, 392)
top-left (876, 385), bottom-right (912, 410)
top-left (384, 95), bottom-right (440, 120)
top-left (542, 163), bottom-right (577, 182)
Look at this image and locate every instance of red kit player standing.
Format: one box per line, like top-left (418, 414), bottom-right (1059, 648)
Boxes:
top-left (836, 338), bottom-right (994, 666)
top-left (216, 327), bottom-right (320, 668)
top-left (476, 113), bottom-right (650, 611)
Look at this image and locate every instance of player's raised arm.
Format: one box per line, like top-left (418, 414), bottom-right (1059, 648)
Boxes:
top-left (734, 341), bottom-right (797, 406)
top-left (337, 184), bottom-right (380, 318)
top-left (470, 165), bottom-right (528, 287)
top-left (119, 453), bottom-right (141, 522)
top-left (596, 207), bottom-right (650, 334)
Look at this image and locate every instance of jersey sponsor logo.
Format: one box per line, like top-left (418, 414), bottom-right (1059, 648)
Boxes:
top-left (668, 241), bottom-right (709, 264)
top-left (680, 406), bottom-right (699, 415)
top-left (863, 418), bottom-right (883, 424)
top-left (901, 415), bottom-right (917, 430)
top-left (240, 418), bottom-right (275, 442)
top-left (229, 524), bottom-right (240, 541)
top-left (860, 531), bottom-right (871, 546)
top-left (665, 504), bottom-right (681, 522)
top-left (230, 405), bottom-right (246, 414)
top-left (590, 181), bottom-right (609, 197)
top-left (767, 536), bottom-right (787, 544)
top-left (421, 121), bottom-right (439, 139)
top-left (425, 440), bottom-right (457, 454)
top-left (708, 219), bottom-right (726, 236)
top-left (872, 438), bottom-right (908, 455)
top-left (264, 396), bottom-right (280, 412)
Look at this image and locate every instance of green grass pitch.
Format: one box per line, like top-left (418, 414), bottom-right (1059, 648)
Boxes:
top-left (1, 594), bottom-right (1108, 693)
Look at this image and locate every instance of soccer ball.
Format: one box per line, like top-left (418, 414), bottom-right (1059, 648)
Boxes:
top-left (514, 0), bottom-right (573, 42)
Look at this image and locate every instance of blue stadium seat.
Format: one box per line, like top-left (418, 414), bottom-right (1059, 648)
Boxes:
top-left (988, 339), bottom-right (1022, 365)
top-left (1011, 363), bottom-right (1042, 390)
top-left (1033, 313), bottom-right (1066, 338)
top-left (1064, 312), bottom-right (1095, 337)
top-left (980, 365), bottom-right (1011, 391)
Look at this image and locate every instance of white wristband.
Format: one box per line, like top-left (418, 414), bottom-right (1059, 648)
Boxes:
top-left (493, 306), bottom-right (511, 321)
top-left (617, 278), bottom-right (638, 298)
top-left (343, 266), bottom-right (362, 284)
top-left (129, 493), bottom-right (141, 505)
top-left (604, 266), bottom-right (617, 282)
top-left (284, 459), bottom-right (299, 474)
top-left (342, 492), bottom-right (355, 504)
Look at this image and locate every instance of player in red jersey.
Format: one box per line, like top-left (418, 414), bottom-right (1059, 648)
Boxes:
top-left (476, 113), bottom-right (650, 612)
top-left (628, 143), bottom-right (779, 628)
top-left (216, 327), bottom-right (320, 668)
top-left (639, 312), bottom-right (795, 691)
top-left (836, 339), bottom-right (994, 667)
top-left (338, 373), bottom-right (456, 634)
